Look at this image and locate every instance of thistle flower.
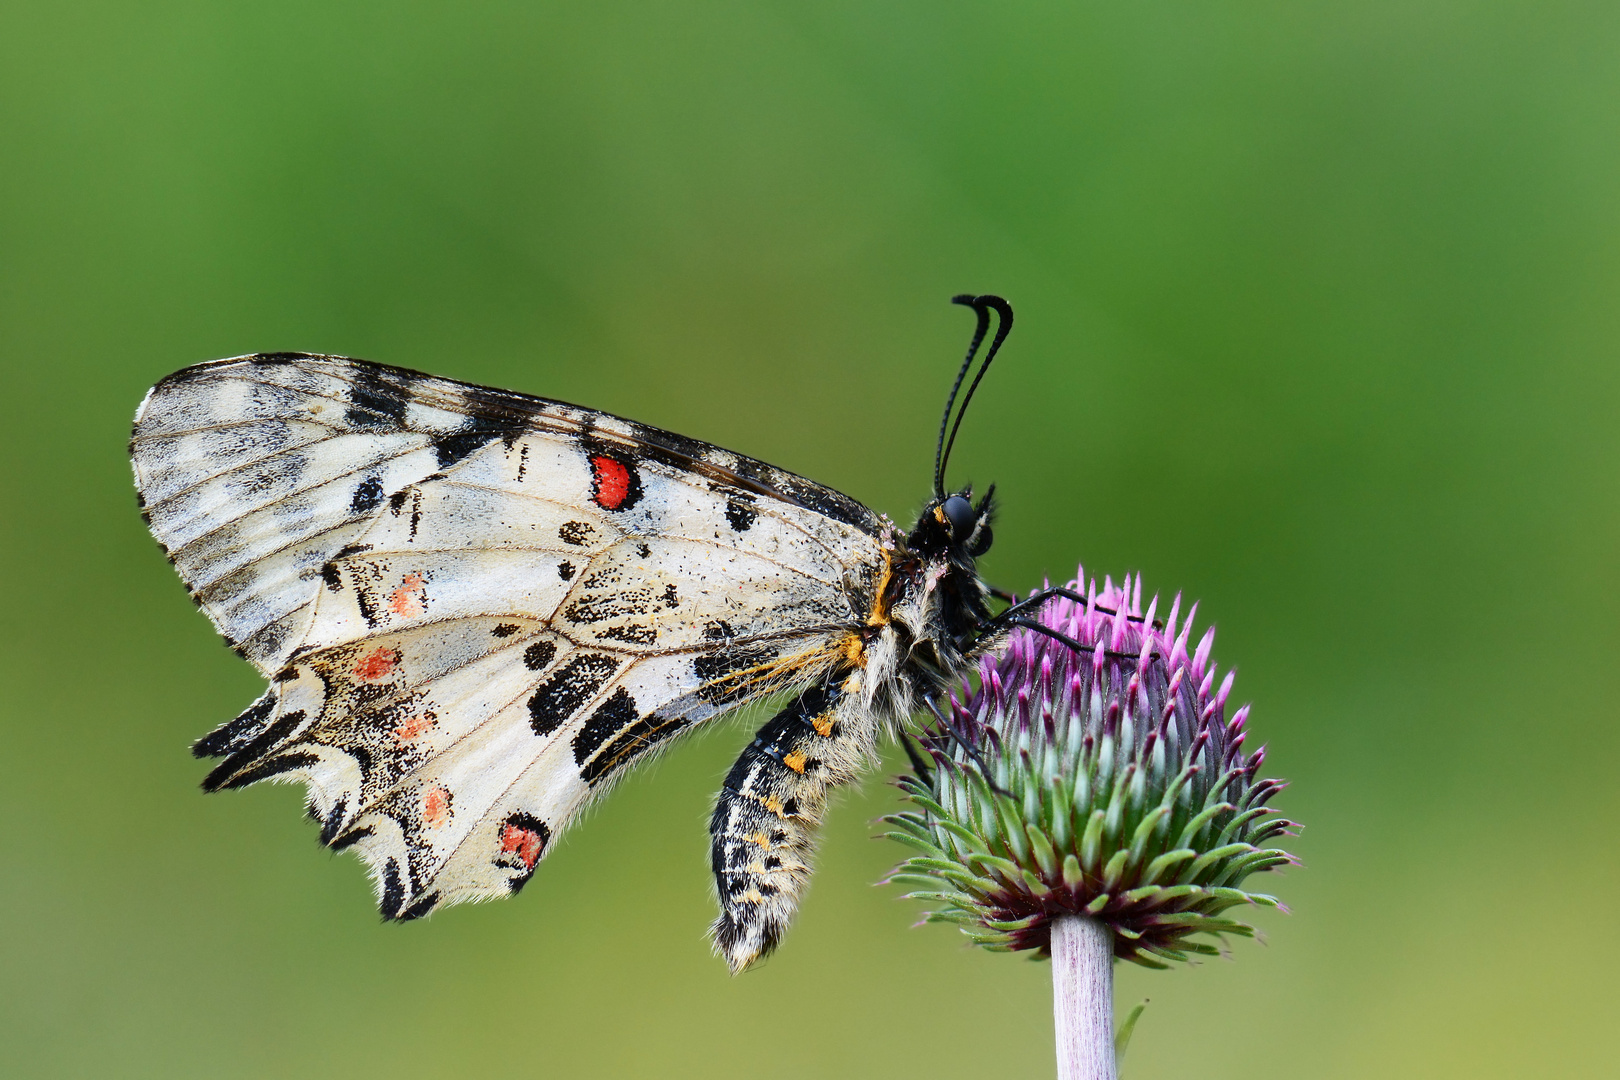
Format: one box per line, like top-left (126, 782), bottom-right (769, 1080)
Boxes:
top-left (882, 568), bottom-right (1298, 969)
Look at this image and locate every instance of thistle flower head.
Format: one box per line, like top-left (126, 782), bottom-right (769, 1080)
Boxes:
top-left (883, 568), bottom-right (1299, 967)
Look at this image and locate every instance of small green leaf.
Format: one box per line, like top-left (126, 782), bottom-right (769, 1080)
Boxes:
top-left (1102, 848), bottom-right (1130, 891)
top-left (1081, 809), bottom-right (1105, 873)
top-left (878, 831), bottom-right (945, 856)
top-left (1115, 1000), bottom-right (1149, 1068)
top-left (1061, 853), bottom-right (1084, 890)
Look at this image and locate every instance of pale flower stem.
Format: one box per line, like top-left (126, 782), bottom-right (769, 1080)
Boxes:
top-left (1052, 915), bottom-right (1115, 1080)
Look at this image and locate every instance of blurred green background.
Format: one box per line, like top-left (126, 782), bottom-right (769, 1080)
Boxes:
top-left (4, 2), bottom-right (1618, 1077)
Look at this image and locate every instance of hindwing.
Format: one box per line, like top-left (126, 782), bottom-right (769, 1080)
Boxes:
top-left (131, 354), bottom-right (887, 918)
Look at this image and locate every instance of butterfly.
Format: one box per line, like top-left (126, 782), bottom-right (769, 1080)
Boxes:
top-left (130, 294), bottom-right (1087, 971)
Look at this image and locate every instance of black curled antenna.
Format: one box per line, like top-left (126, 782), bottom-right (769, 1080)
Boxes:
top-left (933, 293), bottom-right (1014, 499)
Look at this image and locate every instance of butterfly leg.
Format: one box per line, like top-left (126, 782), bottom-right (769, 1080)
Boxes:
top-left (709, 678), bottom-right (874, 973)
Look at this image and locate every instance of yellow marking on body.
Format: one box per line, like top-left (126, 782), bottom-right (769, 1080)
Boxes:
top-left (741, 889), bottom-right (765, 904)
top-left (841, 631), bottom-right (866, 668)
top-left (748, 860), bottom-right (766, 874)
top-left (747, 832), bottom-right (770, 848)
top-left (782, 750), bottom-right (809, 774)
top-left (811, 712), bottom-right (836, 738)
top-left (865, 548), bottom-right (895, 627)
top-left (762, 794), bottom-right (786, 816)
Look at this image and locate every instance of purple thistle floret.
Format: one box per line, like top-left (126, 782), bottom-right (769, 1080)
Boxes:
top-left (881, 567), bottom-right (1299, 967)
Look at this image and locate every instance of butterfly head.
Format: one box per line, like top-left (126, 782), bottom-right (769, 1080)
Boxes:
top-left (909, 485), bottom-right (995, 562)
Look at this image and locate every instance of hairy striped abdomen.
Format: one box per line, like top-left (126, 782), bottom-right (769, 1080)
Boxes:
top-left (709, 679), bottom-right (876, 972)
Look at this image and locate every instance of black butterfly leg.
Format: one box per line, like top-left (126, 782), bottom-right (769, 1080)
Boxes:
top-left (709, 678), bottom-right (872, 973)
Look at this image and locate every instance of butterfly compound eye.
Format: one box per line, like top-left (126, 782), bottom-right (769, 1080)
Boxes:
top-left (942, 495), bottom-right (977, 538)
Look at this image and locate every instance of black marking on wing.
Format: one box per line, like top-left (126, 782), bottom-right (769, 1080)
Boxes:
top-left (193, 693), bottom-right (276, 758)
top-left (350, 476), bottom-right (385, 513)
top-left (574, 690), bottom-right (693, 786)
top-left (434, 413), bottom-right (518, 469)
top-left (522, 639), bottom-right (557, 671)
top-left (726, 498), bottom-right (757, 533)
top-left (218, 750), bottom-right (320, 791)
top-left (329, 826), bottom-right (372, 852)
top-left (572, 687), bottom-right (638, 767)
top-left (393, 891), bottom-right (441, 922)
top-left (201, 709), bottom-right (308, 791)
top-left (596, 624), bottom-right (657, 645)
top-left (527, 653), bottom-right (619, 736)
top-left (558, 521), bottom-right (595, 546)
top-left (380, 857), bottom-right (406, 917)
top-left (318, 799), bottom-right (349, 846)
top-left (345, 367), bottom-right (411, 428)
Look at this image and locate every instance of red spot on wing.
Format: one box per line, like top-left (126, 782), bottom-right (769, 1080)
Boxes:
top-left (590, 454), bottom-right (632, 510)
top-left (499, 822), bottom-right (545, 870)
top-left (353, 647), bottom-right (399, 681)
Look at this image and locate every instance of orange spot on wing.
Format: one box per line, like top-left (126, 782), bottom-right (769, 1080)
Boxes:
top-left (422, 785), bottom-right (452, 828)
top-left (393, 711), bottom-right (436, 743)
top-left (499, 823), bottom-right (544, 870)
top-left (353, 647), bottom-right (399, 681)
top-left (387, 571), bottom-right (427, 618)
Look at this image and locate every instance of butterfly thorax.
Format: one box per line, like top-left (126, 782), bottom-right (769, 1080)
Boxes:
top-left (848, 490), bottom-right (998, 721)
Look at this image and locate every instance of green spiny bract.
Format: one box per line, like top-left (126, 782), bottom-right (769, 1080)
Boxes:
top-left (882, 569), bottom-right (1298, 967)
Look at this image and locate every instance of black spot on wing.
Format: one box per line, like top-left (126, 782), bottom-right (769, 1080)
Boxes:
top-left (725, 498), bottom-right (757, 532)
top-left (354, 584), bottom-right (380, 628)
top-left (596, 624), bottom-right (656, 645)
top-left (558, 521), bottom-right (594, 547)
top-left (350, 476), bottom-right (385, 513)
top-left (491, 622), bottom-right (522, 638)
top-left (522, 639), bottom-right (557, 671)
top-left (379, 858), bottom-right (406, 918)
top-left (571, 687), bottom-right (638, 767)
top-left (434, 413), bottom-right (517, 469)
top-left (527, 653), bottom-right (619, 736)
top-left (557, 561), bottom-right (575, 581)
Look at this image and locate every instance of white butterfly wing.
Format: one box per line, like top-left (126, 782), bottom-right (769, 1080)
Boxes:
top-left (132, 354), bottom-right (886, 917)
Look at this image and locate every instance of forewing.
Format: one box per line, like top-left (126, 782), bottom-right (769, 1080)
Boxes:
top-left (132, 353), bottom-right (887, 917)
